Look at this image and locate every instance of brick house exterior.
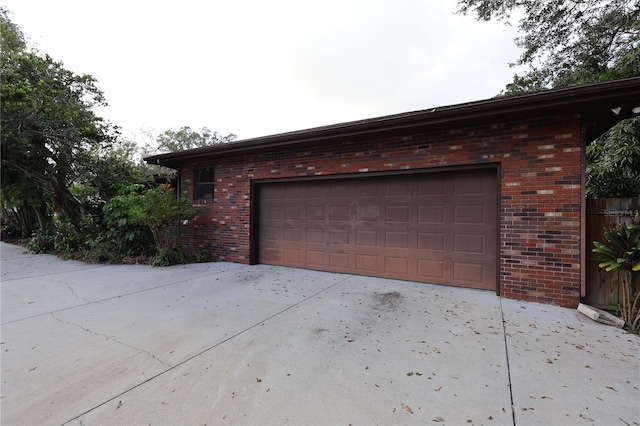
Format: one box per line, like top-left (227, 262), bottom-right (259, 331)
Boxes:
top-left (146, 78), bottom-right (640, 308)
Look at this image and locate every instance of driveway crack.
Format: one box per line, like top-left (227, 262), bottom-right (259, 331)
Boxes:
top-left (500, 297), bottom-right (516, 425)
top-left (50, 312), bottom-right (170, 368)
top-left (65, 283), bottom-right (92, 304)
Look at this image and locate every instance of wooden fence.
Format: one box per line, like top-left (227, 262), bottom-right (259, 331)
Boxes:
top-left (585, 198), bottom-right (640, 308)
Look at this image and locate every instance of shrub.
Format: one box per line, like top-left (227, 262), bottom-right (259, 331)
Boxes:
top-left (593, 213), bottom-right (640, 332)
top-left (138, 185), bottom-right (199, 266)
top-left (102, 185), bottom-right (155, 257)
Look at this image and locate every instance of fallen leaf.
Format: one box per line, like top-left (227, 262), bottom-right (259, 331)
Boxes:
top-left (433, 416), bottom-right (444, 422)
top-left (435, 386), bottom-right (442, 392)
top-left (256, 378), bottom-right (262, 383)
top-left (406, 372), bottom-right (414, 376)
top-left (606, 385), bottom-right (617, 391)
top-left (545, 359), bottom-right (553, 364)
top-left (28, 367), bottom-right (37, 372)
top-left (402, 404), bottom-right (413, 414)
top-left (116, 401), bottom-right (122, 410)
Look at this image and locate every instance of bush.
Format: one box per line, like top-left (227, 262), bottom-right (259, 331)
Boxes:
top-left (25, 184), bottom-right (200, 266)
top-left (102, 185), bottom-right (155, 257)
top-left (138, 185), bottom-right (199, 266)
top-left (593, 213), bottom-right (640, 332)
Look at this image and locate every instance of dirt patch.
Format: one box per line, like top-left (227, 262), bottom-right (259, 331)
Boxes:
top-left (373, 291), bottom-right (404, 310)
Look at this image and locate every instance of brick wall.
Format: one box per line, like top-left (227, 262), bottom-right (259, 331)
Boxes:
top-left (177, 114), bottom-right (583, 307)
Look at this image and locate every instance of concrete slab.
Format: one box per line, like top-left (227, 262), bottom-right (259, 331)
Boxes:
top-left (77, 276), bottom-right (512, 425)
top-left (2, 242), bottom-right (639, 425)
top-left (502, 298), bottom-right (640, 425)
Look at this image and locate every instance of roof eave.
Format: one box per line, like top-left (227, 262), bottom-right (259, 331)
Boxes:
top-left (145, 77), bottom-right (640, 169)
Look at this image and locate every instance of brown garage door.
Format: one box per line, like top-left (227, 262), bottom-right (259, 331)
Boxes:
top-left (258, 168), bottom-right (497, 290)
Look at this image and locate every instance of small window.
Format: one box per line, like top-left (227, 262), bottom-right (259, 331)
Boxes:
top-left (194, 167), bottom-right (214, 200)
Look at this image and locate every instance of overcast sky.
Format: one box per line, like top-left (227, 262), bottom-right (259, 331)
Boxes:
top-left (4, 1), bottom-right (524, 142)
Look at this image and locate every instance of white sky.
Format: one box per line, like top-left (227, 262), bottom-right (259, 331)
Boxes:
top-left (4, 0), bottom-right (524, 142)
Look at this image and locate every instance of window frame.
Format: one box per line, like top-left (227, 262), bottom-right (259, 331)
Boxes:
top-left (193, 167), bottom-right (215, 200)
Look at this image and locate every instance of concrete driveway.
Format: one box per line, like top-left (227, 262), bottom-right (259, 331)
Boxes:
top-left (1, 242), bottom-right (638, 425)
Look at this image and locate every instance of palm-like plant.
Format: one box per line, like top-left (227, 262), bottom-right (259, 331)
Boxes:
top-left (593, 213), bottom-right (640, 331)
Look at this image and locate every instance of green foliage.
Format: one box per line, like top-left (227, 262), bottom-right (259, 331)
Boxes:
top-left (27, 214), bottom-right (98, 258)
top-left (80, 137), bottom-right (147, 200)
top-left (593, 214), bottom-right (640, 331)
top-left (156, 126), bottom-right (236, 153)
top-left (593, 215), bottom-right (640, 273)
top-left (586, 117), bottom-right (640, 198)
top-left (137, 185), bottom-right (199, 265)
top-left (0, 8), bottom-right (25, 55)
top-left (1, 48), bottom-right (112, 234)
top-left (2, 9), bottom-right (215, 266)
top-left (456, 1), bottom-right (640, 199)
top-left (100, 184), bottom-right (200, 265)
top-left (102, 185), bottom-right (154, 256)
top-left (457, 0), bottom-right (640, 91)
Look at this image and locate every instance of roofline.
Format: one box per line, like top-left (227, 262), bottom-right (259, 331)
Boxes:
top-left (145, 77), bottom-right (640, 168)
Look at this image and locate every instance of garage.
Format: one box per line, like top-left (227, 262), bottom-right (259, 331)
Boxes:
top-left (258, 167), bottom-right (497, 290)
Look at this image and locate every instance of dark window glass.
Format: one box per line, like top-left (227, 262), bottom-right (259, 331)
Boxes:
top-left (194, 167), bottom-right (214, 200)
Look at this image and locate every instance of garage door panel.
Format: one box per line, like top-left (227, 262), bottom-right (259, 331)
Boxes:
top-left (261, 247), bottom-right (281, 262)
top-left (357, 205), bottom-right (379, 221)
top-left (418, 205), bottom-right (446, 224)
top-left (454, 175), bottom-right (486, 195)
top-left (418, 232), bottom-right (445, 251)
top-left (305, 250), bottom-right (325, 266)
top-left (306, 228), bottom-right (324, 243)
top-left (417, 179), bottom-right (445, 196)
top-left (263, 206), bottom-right (283, 220)
top-left (453, 233), bottom-right (486, 254)
top-left (330, 252), bottom-right (350, 269)
top-left (306, 206), bottom-right (325, 220)
top-left (283, 248), bottom-right (301, 263)
top-left (386, 180), bottom-right (412, 197)
top-left (417, 259), bottom-right (446, 280)
top-left (330, 206), bottom-right (350, 222)
top-left (330, 182), bottom-right (351, 198)
top-left (284, 228), bottom-right (302, 242)
top-left (259, 169), bottom-right (497, 290)
top-left (385, 206), bottom-right (410, 223)
top-left (356, 230), bottom-right (378, 247)
top-left (453, 262), bottom-right (487, 287)
top-left (355, 254), bottom-right (378, 272)
top-left (385, 231), bottom-right (409, 249)
top-left (385, 256), bottom-right (410, 275)
top-left (357, 180), bottom-right (380, 197)
top-left (454, 205), bottom-right (485, 224)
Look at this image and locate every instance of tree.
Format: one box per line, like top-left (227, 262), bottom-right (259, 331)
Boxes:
top-left (77, 137), bottom-right (147, 201)
top-left (586, 117), bottom-right (640, 198)
top-left (0, 8), bottom-right (25, 54)
top-left (156, 126), bottom-right (236, 153)
top-left (1, 12), bottom-right (113, 235)
top-left (456, 0), bottom-right (640, 198)
top-left (456, 0), bottom-right (640, 91)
